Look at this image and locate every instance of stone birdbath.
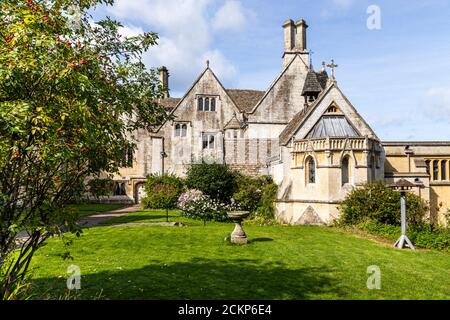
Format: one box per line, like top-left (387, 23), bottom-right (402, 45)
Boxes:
top-left (227, 211), bottom-right (249, 245)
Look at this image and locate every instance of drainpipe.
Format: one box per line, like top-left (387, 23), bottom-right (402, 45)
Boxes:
top-left (160, 137), bottom-right (167, 175)
top-left (221, 129), bottom-right (226, 164)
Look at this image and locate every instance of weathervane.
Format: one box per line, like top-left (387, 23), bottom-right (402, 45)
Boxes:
top-left (327, 59), bottom-right (338, 78)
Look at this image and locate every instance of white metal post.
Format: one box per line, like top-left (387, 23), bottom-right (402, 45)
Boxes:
top-left (394, 192), bottom-right (415, 250)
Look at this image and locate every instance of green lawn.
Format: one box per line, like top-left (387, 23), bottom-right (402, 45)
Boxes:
top-left (68, 203), bottom-right (127, 217)
top-left (29, 209), bottom-right (450, 300)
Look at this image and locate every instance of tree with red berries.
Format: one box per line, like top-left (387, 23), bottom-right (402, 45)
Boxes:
top-left (0, 0), bottom-right (167, 299)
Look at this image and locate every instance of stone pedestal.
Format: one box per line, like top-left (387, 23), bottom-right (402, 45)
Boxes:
top-left (227, 211), bottom-right (249, 245)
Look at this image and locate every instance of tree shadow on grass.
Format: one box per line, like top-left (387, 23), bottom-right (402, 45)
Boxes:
top-left (30, 258), bottom-right (347, 300)
top-left (101, 214), bottom-right (170, 225)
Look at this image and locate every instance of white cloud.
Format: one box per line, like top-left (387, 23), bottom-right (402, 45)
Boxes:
top-left (212, 0), bottom-right (249, 32)
top-left (102, 0), bottom-right (254, 95)
top-left (118, 24), bottom-right (144, 38)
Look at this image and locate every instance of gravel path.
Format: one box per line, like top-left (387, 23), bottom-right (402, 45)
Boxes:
top-left (78, 204), bottom-right (142, 228)
top-left (15, 204), bottom-right (142, 241)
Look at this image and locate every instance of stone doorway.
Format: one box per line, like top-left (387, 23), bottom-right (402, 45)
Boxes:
top-left (134, 183), bottom-right (146, 204)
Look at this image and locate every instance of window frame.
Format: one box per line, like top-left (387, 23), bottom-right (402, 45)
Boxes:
top-left (342, 156), bottom-right (350, 185)
top-left (197, 95), bottom-right (217, 112)
top-left (202, 133), bottom-right (216, 150)
top-left (306, 157), bottom-right (316, 184)
top-left (120, 148), bottom-right (133, 168)
top-left (114, 181), bottom-right (127, 196)
top-left (197, 97), bottom-right (203, 111)
top-left (174, 123), bottom-right (188, 138)
top-left (433, 160), bottom-right (439, 181)
top-left (441, 160), bottom-right (447, 181)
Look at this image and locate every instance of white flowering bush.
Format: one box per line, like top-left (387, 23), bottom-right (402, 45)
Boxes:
top-left (177, 189), bottom-right (239, 223)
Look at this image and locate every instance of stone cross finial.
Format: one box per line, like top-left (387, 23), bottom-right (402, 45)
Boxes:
top-left (327, 59), bottom-right (338, 78)
top-left (206, 60), bottom-right (210, 68)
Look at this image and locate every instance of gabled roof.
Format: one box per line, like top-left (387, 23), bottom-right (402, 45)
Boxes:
top-left (279, 81), bottom-right (380, 145)
top-left (248, 54), bottom-right (309, 114)
top-left (279, 84), bottom-right (332, 145)
top-left (224, 114), bottom-right (243, 130)
top-left (153, 65), bottom-right (243, 132)
top-left (226, 89), bottom-right (265, 113)
top-left (278, 109), bottom-right (309, 145)
top-left (279, 81), bottom-right (379, 145)
top-left (315, 70), bottom-right (328, 89)
top-left (301, 70), bottom-right (322, 95)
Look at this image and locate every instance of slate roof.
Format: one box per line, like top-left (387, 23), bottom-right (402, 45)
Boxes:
top-left (279, 84), bottom-right (333, 145)
top-left (278, 109), bottom-right (309, 145)
top-left (159, 98), bottom-right (181, 112)
top-left (301, 70), bottom-right (322, 96)
top-left (226, 89), bottom-right (265, 113)
top-left (315, 70), bottom-right (328, 89)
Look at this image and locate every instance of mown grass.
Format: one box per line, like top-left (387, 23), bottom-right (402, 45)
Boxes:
top-left (28, 209), bottom-right (450, 300)
top-left (68, 203), bottom-right (127, 217)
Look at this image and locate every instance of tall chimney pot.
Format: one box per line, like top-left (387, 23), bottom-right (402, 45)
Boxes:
top-left (158, 66), bottom-right (169, 98)
top-left (295, 19), bottom-right (308, 51)
top-left (283, 19), bottom-right (295, 52)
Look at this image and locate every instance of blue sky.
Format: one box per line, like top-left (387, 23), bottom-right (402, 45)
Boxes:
top-left (91, 0), bottom-right (450, 141)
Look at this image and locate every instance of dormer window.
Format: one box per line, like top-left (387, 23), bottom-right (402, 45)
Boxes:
top-left (174, 123), bottom-right (187, 137)
top-left (197, 96), bottom-right (217, 111)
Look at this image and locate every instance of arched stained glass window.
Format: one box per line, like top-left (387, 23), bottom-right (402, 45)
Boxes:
top-left (342, 157), bottom-right (349, 185)
top-left (307, 157), bottom-right (315, 184)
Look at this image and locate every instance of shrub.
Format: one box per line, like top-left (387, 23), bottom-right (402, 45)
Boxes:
top-left (185, 161), bottom-right (237, 202)
top-left (177, 189), bottom-right (237, 225)
top-left (233, 175), bottom-right (272, 212)
top-left (87, 178), bottom-right (114, 198)
top-left (142, 174), bottom-right (185, 221)
top-left (357, 221), bottom-right (450, 251)
top-left (256, 183), bottom-right (278, 221)
top-left (337, 181), bottom-right (428, 227)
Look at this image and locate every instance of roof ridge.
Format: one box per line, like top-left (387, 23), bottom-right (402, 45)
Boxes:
top-left (226, 88), bottom-right (265, 91)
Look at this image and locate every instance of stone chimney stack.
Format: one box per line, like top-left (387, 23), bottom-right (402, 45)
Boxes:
top-left (158, 66), bottom-right (169, 98)
top-left (283, 19), bottom-right (295, 52)
top-left (282, 18), bottom-right (309, 67)
top-left (295, 19), bottom-right (308, 51)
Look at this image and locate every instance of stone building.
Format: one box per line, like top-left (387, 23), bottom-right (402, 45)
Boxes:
top-left (108, 18), bottom-right (450, 226)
